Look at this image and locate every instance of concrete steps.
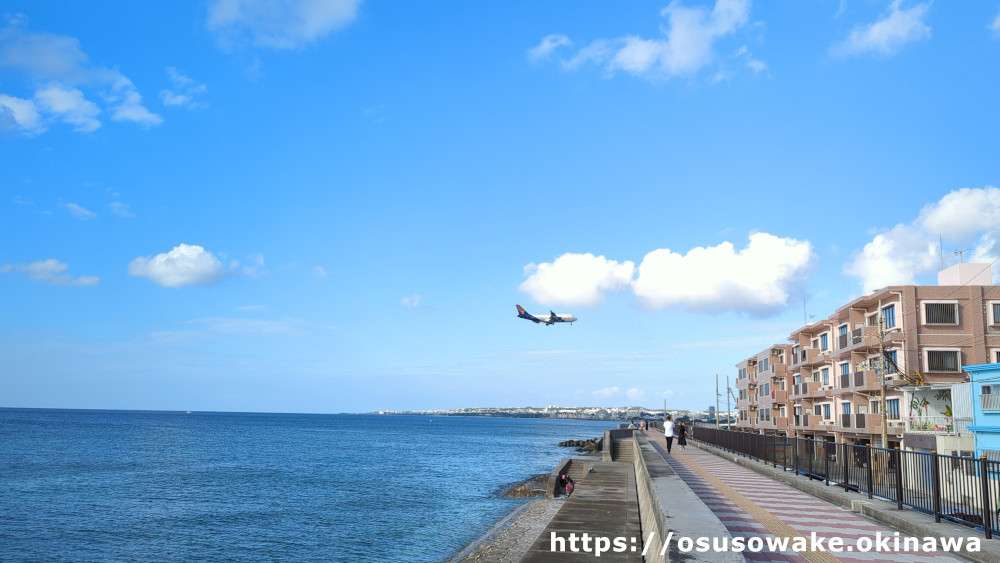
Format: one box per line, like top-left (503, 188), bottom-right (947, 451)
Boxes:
top-left (611, 440), bottom-right (634, 463)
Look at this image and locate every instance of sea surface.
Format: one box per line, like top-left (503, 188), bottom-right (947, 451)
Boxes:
top-left (0, 409), bottom-right (616, 562)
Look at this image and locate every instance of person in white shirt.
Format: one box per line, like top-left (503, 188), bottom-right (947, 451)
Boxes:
top-left (664, 415), bottom-right (675, 453)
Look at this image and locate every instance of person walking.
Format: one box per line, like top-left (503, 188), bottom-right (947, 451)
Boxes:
top-left (677, 421), bottom-right (687, 450)
top-left (664, 415), bottom-right (675, 453)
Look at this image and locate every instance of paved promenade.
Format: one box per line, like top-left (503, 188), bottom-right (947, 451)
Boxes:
top-left (642, 429), bottom-right (970, 562)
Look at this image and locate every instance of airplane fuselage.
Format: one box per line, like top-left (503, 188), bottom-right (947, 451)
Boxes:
top-left (516, 304), bottom-right (577, 325)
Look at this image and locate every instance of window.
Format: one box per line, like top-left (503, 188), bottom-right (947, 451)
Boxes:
top-left (883, 305), bottom-right (896, 328)
top-left (820, 333), bottom-right (829, 351)
top-left (840, 363), bottom-right (850, 376)
top-left (924, 302), bottom-right (958, 324)
top-left (991, 302), bottom-right (1000, 325)
top-left (814, 405), bottom-right (822, 416)
top-left (842, 402), bottom-right (852, 415)
top-left (884, 350), bottom-right (898, 371)
top-left (995, 350), bottom-right (1000, 363)
top-left (812, 371), bottom-right (821, 383)
top-left (823, 404), bottom-right (831, 419)
top-left (927, 350), bottom-right (960, 372)
top-left (984, 385), bottom-right (994, 395)
top-left (779, 406), bottom-right (786, 417)
top-left (822, 368), bottom-right (830, 386)
top-left (886, 399), bottom-right (900, 420)
top-left (839, 325), bottom-right (848, 336)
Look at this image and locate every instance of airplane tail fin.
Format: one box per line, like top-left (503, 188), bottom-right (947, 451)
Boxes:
top-left (516, 304), bottom-right (527, 315)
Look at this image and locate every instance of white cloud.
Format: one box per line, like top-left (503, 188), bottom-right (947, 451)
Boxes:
top-left (106, 76), bottom-right (162, 127)
top-left (918, 186), bottom-right (1000, 241)
top-left (64, 202), bottom-right (96, 220)
top-left (0, 22), bottom-right (160, 133)
top-left (128, 244), bottom-right (229, 288)
top-left (109, 201), bottom-right (135, 218)
top-left (401, 294), bottom-right (424, 308)
top-left (992, 10), bottom-right (1000, 34)
top-left (0, 93), bottom-right (42, 133)
top-left (542, 0), bottom-right (752, 80)
top-left (633, 232), bottom-right (816, 315)
top-left (1, 259), bottom-right (98, 286)
top-left (592, 386), bottom-right (620, 399)
top-left (831, 0), bottom-right (931, 57)
top-left (528, 34), bottom-right (572, 61)
top-left (34, 85), bottom-right (101, 132)
top-left (159, 67), bottom-right (207, 109)
top-left (520, 253), bottom-right (635, 306)
top-left (844, 186), bottom-right (1000, 292)
top-left (207, 0), bottom-right (362, 50)
top-left (314, 266), bottom-right (327, 278)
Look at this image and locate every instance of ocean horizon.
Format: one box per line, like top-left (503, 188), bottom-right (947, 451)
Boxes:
top-left (0, 408), bottom-right (617, 562)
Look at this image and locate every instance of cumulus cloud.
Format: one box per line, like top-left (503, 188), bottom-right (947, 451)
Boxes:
top-left (536, 0), bottom-right (753, 81)
top-left (992, 11), bottom-right (1000, 34)
top-left (0, 93), bottom-right (42, 133)
top-left (633, 233), bottom-right (817, 315)
top-left (207, 0), bottom-right (362, 50)
top-left (1, 259), bottom-right (98, 286)
top-left (128, 244), bottom-right (229, 288)
top-left (159, 67), bottom-right (207, 109)
top-left (844, 186), bottom-right (1000, 292)
top-left (34, 85), bottom-right (101, 132)
top-left (520, 234), bottom-right (816, 315)
top-left (0, 19), bottom-right (160, 134)
top-left (831, 0), bottom-right (931, 57)
top-left (520, 253), bottom-right (635, 306)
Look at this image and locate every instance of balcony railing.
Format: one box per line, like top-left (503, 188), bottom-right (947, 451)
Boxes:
top-left (840, 413), bottom-right (852, 428)
top-left (905, 416), bottom-right (972, 434)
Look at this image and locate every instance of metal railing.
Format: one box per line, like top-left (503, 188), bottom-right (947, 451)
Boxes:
top-left (691, 426), bottom-right (1000, 538)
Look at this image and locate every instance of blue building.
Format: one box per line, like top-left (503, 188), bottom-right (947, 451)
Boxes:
top-left (965, 363), bottom-right (1000, 460)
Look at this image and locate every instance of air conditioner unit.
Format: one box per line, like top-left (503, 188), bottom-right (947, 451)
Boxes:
top-left (771, 349), bottom-right (782, 356)
top-left (887, 421), bottom-right (903, 428)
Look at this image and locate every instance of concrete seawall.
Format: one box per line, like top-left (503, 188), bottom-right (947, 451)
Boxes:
top-left (631, 432), bottom-right (740, 563)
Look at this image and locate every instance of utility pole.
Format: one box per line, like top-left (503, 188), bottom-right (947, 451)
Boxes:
top-left (715, 374), bottom-right (720, 429)
top-left (878, 300), bottom-right (888, 449)
top-left (726, 375), bottom-right (732, 429)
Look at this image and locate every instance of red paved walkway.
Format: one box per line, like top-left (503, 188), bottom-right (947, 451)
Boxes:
top-left (642, 429), bottom-right (968, 562)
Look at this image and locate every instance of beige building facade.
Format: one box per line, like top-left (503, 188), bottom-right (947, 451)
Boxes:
top-left (735, 264), bottom-right (1000, 452)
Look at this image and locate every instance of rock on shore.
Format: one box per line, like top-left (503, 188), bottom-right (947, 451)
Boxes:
top-left (500, 473), bottom-right (548, 498)
top-left (557, 436), bottom-right (601, 452)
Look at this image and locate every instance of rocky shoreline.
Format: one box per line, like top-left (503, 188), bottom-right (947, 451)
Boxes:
top-left (453, 436), bottom-right (600, 561)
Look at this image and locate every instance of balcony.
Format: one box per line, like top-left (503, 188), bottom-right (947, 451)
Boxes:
top-left (905, 415), bottom-right (972, 434)
top-left (793, 413), bottom-right (810, 428)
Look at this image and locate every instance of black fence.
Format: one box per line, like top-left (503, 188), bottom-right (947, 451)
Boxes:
top-left (691, 426), bottom-right (1000, 539)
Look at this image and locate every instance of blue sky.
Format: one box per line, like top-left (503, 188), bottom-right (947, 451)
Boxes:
top-left (3, 0), bottom-right (1000, 414)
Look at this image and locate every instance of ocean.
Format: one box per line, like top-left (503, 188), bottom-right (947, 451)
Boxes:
top-left (0, 409), bottom-right (616, 562)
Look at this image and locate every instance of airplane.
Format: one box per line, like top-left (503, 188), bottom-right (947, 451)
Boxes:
top-left (516, 304), bottom-right (577, 325)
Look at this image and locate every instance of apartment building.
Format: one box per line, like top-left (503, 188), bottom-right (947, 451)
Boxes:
top-left (736, 263), bottom-right (1000, 451)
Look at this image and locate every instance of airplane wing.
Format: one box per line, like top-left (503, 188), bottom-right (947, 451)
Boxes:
top-left (548, 311), bottom-right (558, 324)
